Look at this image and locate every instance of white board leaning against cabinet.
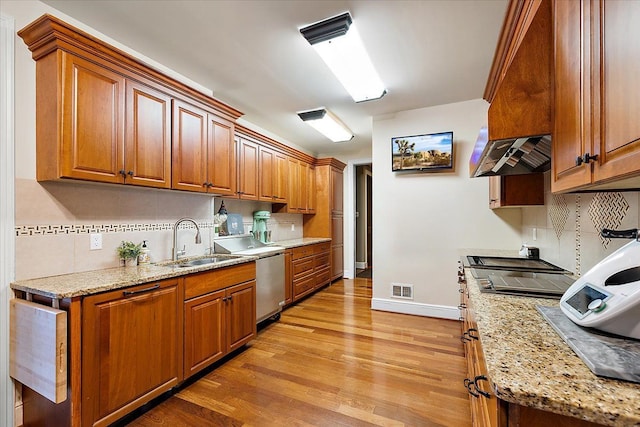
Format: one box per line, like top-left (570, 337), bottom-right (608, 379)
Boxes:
top-left (10, 299), bottom-right (67, 403)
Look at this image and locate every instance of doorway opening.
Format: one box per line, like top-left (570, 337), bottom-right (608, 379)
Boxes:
top-left (355, 164), bottom-right (372, 279)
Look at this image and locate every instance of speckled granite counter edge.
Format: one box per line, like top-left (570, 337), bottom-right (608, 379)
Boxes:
top-left (465, 271), bottom-right (640, 427)
top-left (275, 237), bottom-right (331, 249)
top-left (11, 255), bottom-right (257, 299)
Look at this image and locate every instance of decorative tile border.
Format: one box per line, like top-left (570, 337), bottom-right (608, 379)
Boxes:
top-left (15, 222), bottom-right (215, 237)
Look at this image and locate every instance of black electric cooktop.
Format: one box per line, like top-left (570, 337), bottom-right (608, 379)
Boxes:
top-left (463, 255), bottom-right (574, 299)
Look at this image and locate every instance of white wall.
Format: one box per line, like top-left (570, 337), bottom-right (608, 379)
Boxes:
top-left (371, 99), bottom-right (523, 318)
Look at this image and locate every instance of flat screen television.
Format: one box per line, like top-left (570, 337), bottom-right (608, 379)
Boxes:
top-left (391, 131), bottom-right (453, 172)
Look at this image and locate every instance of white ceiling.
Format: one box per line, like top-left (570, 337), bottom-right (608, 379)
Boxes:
top-left (42, 0), bottom-right (507, 157)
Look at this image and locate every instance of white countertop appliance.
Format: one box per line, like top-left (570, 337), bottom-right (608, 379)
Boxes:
top-left (561, 228), bottom-right (640, 339)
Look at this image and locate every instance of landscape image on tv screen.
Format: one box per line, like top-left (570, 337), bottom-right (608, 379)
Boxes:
top-left (392, 131), bottom-right (453, 172)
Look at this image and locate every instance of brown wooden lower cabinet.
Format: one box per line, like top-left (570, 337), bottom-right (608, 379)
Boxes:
top-left (288, 242), bottom-right (331, 303)
top-left (19, 262), bottom-right (257, 427)
top-left (460, 277), bottom-right (600, 427)
top-left (183, 264), bottom-right (256, 378)
top-left (81, 278), bottom-right (183, 427)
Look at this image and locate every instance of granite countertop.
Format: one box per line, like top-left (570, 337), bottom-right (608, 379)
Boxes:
top-left (465, 272), bottom-right (640, 426)
top-left (275, 237), bottom-right (331, 249)
top-left (11, 254), bottom-right (257, 300)
top-left (11, 238), bottom-right (331, 299)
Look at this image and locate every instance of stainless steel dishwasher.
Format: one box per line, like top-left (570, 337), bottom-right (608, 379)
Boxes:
top-left (214, 235), bottom-right (285, 323)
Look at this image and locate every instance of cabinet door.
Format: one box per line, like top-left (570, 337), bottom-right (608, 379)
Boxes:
top-left (284, 250), bottom-right (293, 306)
top-left (184, 290), bottom-right (226, 378)
top-left (61, 53), bottom-right (125, 183)
top-left (331, 167), bottom-right (343, 214)
top-left (306, 165), bottom-right (316, 213)
top-left (274, 153), bottom-right (288, 203)
top-left (258, 146), bottom-right (275, 201)
top-left (125, 80), bottom-right (171, 188)
top-left (226, 281), bottom-right (257, 352)
top-left (331, 216), bottom-right (344, 281)
top-left (287, 157), bottom-right (300, 212)
top-left (489, 174), bottom-right (544, 209)
top-left (591, 0), bottom-right (640, 183)
top-left (238, 138), bottom-right (260, 200)
top-left (299, 162), bottom-right (309, 213)
top-left (552, 0), bottom-right (593, 192)
top-left (207, 114), bottom-right (237, 196)
top-left (172, 100), bottom-right (208, 192)
top-left (82, 279), bottom-right (182, 427)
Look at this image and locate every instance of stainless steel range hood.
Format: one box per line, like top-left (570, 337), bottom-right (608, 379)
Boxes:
top-left (469, 126), bottom-right (552, 177)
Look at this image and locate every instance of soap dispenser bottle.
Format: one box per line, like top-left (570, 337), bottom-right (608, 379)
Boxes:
top-left (138, 240), bottom-right (151, 265)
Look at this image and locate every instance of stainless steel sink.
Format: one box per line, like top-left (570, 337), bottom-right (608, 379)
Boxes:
top-left (169, 256), bottom-right (240, 268)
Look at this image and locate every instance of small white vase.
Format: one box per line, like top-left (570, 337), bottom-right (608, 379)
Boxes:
top-left (124, 258), bottom-right (138, 267)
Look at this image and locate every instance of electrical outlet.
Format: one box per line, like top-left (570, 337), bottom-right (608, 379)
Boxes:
top-left (90, 233), bottom-right (102, 250)
top-left (291, 224), bottom-right (295, 231)
top-left (533, 227), bottom-right (537, 241)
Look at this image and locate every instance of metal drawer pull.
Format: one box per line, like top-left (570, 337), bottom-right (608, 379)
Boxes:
top-left (467, 328), bottom-right (479, 340)
top-left (474, 375), bottom-right (491, 398)
top-left (123, 284), bottom-right (160, 296)
top-left (464, 378), bottom-right (479, 398)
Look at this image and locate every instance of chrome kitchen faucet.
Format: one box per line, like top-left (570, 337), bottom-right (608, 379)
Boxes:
top-left (172, 217), bottom-right (202, 260)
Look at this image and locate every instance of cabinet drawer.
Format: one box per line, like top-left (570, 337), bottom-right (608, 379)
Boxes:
top-left (184, 262), bottom-right (256, 300)
top-left (314, 242), bottom-right (331, 254)
top-left (292, 245), bottom-right (315, 260)
top-left (314, 253), bottom-right (330, 269)
top-left (315, 267), bottom-right (331, 287)
top-left (292, 257), bottom-right (314, 278)
top-left (293, 275), bottom-right (315, 298)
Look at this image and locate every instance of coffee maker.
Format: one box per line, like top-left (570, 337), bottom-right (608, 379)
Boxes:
top-left (252, 210), bottom-right (272, 243)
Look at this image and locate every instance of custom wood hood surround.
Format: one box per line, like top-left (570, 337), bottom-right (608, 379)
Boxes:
top-left (479, 0), bottom-right (639, 191)
top-left (484, 0), bottom-right (552, 142)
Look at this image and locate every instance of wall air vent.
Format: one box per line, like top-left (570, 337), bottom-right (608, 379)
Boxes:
top-left (391, 283), bottom-right (413, 300)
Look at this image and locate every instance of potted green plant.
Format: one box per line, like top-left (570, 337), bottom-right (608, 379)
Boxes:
top-left (116, 241), bottom-right (142, 266)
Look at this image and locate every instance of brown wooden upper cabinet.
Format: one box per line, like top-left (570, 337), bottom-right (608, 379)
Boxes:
top-left (552, 0), bottom-right (640, 192)
top-left (274, 152), bottom-right (288, 203)
top-left (19, 14), bottom-right (242, 192)
top-left (237, 137), bottom-right (260, 201)
top-left (489, 174), bottom-right (544, 209)
top-left (172, 99), bottom-right (236, 194)
top-left (33, 51), bottom-right (172, 188)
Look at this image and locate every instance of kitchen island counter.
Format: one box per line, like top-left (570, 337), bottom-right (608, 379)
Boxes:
top-left (11, 255), bottom-right (257, 299)
top-left (465, 272), bottom-right (640, 426)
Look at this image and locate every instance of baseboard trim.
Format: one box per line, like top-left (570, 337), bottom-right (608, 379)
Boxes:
top-left (371, 298), bottom-right (459, 320)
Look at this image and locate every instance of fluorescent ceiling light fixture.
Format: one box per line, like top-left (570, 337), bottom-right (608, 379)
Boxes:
top-left (300, 12), bottom-right (386, 103)
top-left (298, 108), bottom-right (354, 143)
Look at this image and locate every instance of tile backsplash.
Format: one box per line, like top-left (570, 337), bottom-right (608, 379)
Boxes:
top-left (521, 172), bottom-right (640, 275)
top-left (14, 179), bottom-right (302, 280)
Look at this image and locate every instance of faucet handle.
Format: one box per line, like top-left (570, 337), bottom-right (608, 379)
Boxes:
top-left (176, 245), bottom-right (186, 259)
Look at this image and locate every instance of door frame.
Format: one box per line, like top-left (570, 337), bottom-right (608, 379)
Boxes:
top-left (344, 157), bottom-right (372, 279)
top-left (1, 13), bottom-right (16, 427)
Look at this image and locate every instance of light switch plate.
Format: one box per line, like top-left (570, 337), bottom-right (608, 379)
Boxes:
top-left (90, 233), bottom-right (102, 250)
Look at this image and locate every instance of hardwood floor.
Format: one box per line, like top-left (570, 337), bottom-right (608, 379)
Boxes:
top-left (126, 278), bottom-right (471, 426)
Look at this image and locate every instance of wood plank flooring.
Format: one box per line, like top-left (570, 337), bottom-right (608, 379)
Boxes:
top-left (125, 278), bottom-right (471, 426)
